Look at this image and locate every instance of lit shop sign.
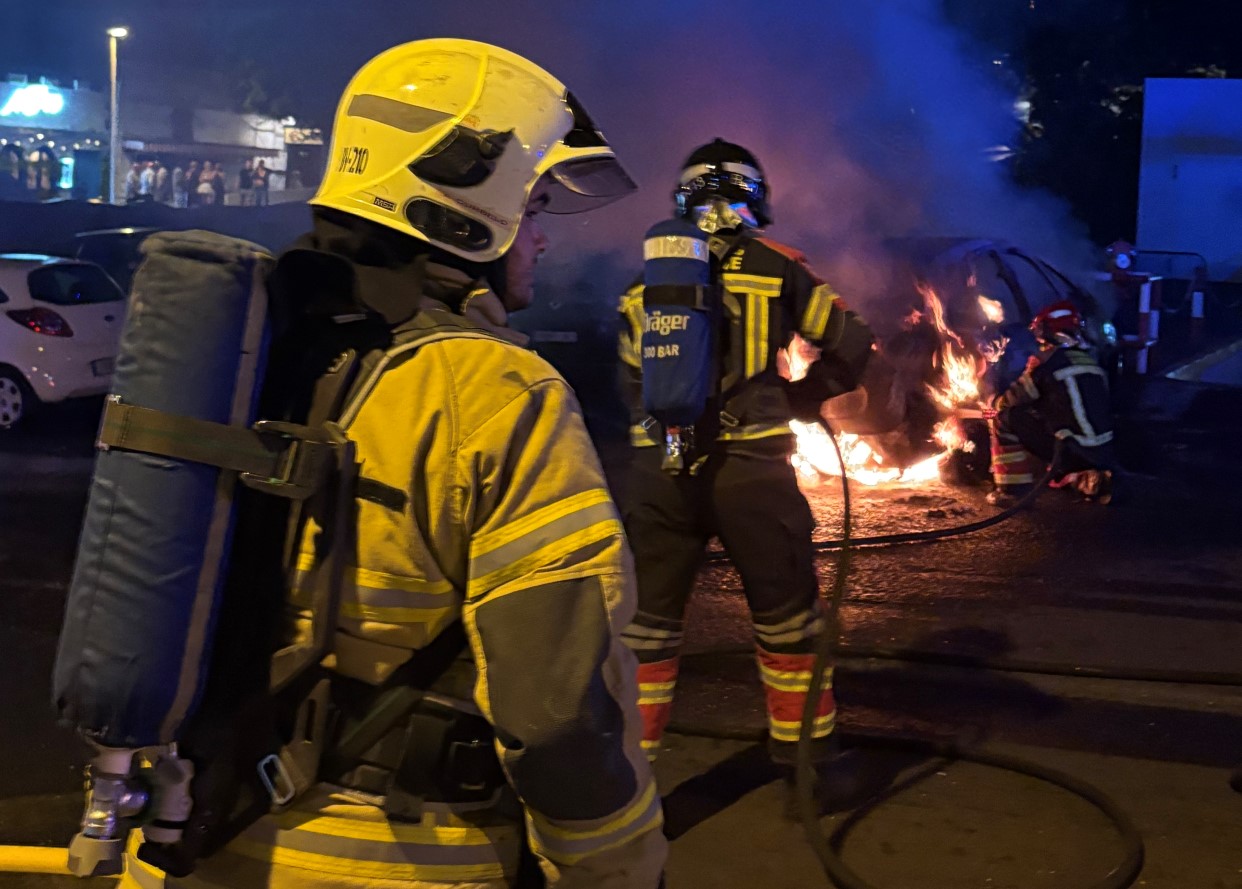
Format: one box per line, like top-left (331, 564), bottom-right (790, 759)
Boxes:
top-left (0, 84), bottom-right (65, 118)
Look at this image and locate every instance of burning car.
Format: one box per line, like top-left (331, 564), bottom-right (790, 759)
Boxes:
top-left (795, 237), bottom-right (1117, 486)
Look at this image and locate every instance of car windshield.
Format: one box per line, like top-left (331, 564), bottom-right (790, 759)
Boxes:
top-left (27, 264), bottom-right (125, 306)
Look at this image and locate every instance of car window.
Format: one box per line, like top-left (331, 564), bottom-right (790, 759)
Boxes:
top-left (75, 237), bottom-right (145, 290)
top-left (28, 264), bottom-right (125, 305)
top-left (1004, 253), bottom-right (1069, 318)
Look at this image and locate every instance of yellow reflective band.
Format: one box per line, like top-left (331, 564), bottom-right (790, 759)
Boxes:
top-left (638, 691), bottom-right (674, 705)
top-left (269, 810), bottom-right (503, 846)
top-left (768, 713), bottom-right (836, 742)
top-left (295, 554), bottom-right (455, 596)
top-left (996, 474), bottom-right (1035, 485)
top-left (467, 525), bottom-right (622, 599)
top-left (473, 489), bottom-right (612, 558)
top-left (717, 423), bottom-right (793, 442)
top-left (527, 781), bottom-right (663, 864)
top-left (759, 665), bottom-right (833, 693)
top-left (722, 272), bottom-right (782, 294)
top-left (991, 451), bottom-right (1030, 465)
top-left (638, 680), bottom-right (677, 692)
top-left (227, 836), bottom-right (513, 882)
top-left (801, 284), bottom-right (838, 340)
top-left (745, 293), bottom-right (770, 378)
top-left (336, 602), bottom-right (455, 625)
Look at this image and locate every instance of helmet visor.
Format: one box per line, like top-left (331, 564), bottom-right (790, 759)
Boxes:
top-left (542, 156), bottom-right (638, 214)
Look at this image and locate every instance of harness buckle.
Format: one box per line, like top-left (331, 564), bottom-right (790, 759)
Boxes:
top-left (256, 754), bottom-right (297, 807)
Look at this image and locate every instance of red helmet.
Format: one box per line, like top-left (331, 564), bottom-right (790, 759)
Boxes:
top-left (1030, 300), bottom-right (1083, 346)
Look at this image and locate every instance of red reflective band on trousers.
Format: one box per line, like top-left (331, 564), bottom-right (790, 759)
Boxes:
top-left (635, 657), bottom-right (679, 755)
top-left (990, 437), bottom-right (1040, 487)
top-left (756, 649), bottom-right (835, 743)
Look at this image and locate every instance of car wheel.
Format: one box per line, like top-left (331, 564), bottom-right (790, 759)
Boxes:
top-left (0, 369), bottom-right (36, 430)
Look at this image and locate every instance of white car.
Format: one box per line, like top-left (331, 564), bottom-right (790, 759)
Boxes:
top-left (0, 255), bottom-right (126, 429)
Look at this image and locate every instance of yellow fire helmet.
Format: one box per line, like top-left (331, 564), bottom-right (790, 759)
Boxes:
top-left (312, 38), bottom-right (637, 262)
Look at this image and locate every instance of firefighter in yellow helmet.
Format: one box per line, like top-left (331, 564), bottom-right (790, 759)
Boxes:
top-left (121, 39), bottom-right (665, 889)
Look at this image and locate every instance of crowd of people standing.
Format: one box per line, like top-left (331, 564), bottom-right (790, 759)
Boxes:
top-left (123, 158), bottom-right (275, 207)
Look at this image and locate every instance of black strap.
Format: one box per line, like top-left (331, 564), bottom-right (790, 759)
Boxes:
top-left (322, 622), bottom-right (471, 776)
top-left (97, 399), bottom-right (341, 501)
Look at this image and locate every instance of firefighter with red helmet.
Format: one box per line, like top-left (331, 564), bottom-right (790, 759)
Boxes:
top-left (616, 139), bottom-right (874, 808)
top-left (986, 300), bottom-right (1120, 506)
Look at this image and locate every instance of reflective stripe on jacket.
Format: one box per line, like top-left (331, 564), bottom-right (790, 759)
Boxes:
top-left (996, 346), bottom-right (1114, 449)
top-left (131, 308), bottom-right (665, 888)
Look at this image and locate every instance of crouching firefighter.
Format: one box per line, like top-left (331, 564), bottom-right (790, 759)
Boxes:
top-left (52, 39), bottom-right (666, 889)
top-left (986, 300), bottom-right (1121, 507)
top-left (615, 139), bottom-right (875, 807)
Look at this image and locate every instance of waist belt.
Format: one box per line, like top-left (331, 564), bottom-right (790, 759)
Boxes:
top-left (323, 672), bottom-right (507, 821)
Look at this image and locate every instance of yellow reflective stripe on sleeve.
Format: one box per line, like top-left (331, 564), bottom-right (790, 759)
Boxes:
top-left (768, 713), bottom-right (836, 743)
top-left (527, 780), bottom-right (663, 865)
top-left (291, 556), bottom-right (457, 624)
top-left (801, 284), bottom-right (838, 340)
top-left (991, 451), bottom-right (1030, 465)
top-left (468, 489), bottom-right (623, 597)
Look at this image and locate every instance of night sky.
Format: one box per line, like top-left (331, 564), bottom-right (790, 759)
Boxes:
top-left (1, 1), bottom-right (1096, 300)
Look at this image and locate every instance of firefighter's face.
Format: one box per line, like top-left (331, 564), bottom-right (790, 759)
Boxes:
top-left (502, 183), bottom-right (551, 312)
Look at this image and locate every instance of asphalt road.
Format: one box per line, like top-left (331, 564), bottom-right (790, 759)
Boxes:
top-left (0, 386), bottom-right (1240, 887)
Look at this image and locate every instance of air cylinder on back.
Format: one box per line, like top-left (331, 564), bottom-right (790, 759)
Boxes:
top-left (640, 216), bottom-right (716, 427)
top-left (53, 230), bottom-right (272, 749)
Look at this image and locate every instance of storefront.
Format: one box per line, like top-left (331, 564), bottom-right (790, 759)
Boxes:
top-left (0, 79), bottom-right (107, 201)
top-left (0, 74), bottom-right (293, 205)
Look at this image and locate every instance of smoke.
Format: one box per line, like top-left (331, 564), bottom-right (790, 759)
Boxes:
top-left (7, 0), bottom-right (1100, 313)
top-left (382, 0), bottom-right (1098, 309)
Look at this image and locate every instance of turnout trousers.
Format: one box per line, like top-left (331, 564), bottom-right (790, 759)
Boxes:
top-left (990, 405), bottom-right (1118, 491)
top-left (619, 442), bottom-right (834, 763)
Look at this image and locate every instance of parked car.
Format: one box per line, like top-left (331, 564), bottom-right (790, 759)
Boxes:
top-left (0, 255), bottom-right (126, 429)
top-left (822, 237), bottom-right (1120, 477)
top-left (72, 227), bottom-right (158, 294)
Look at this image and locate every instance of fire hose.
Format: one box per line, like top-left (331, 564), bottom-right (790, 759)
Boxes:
top-left (671, 432), bottom-right (1148, 889)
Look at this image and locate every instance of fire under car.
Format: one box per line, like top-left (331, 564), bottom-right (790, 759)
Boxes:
top-left (811, 237), bottom-right (1120, 485)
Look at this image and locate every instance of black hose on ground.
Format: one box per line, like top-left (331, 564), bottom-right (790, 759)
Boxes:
top-left (793, 419), bottom-right (855, 887)
top-left (702, 457), bottom-right (1055, 564)
top-left (674, 432), bottom-right (1146, 889)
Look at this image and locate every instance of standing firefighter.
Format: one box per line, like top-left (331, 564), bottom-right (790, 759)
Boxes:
top-left (986, 300), bottom-right (1119, 506)
top-left (617, 139), bottom-right (874, 803)
top-left (109, 39), bottom-right (665, 889)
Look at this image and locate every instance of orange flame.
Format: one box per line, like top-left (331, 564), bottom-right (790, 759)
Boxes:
top-left (978, 295), bottom-right (1005, 324)
top-left (790, 421), bottom-right (945, 487)
top-left (789, 282), bottom-right (1000, 487)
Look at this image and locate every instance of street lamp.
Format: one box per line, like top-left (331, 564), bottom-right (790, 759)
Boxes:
top-left (107, 26), bottom-right (129, 204)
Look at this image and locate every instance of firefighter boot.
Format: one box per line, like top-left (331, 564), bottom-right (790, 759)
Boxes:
top-left (986, 483), bottom-right (1034, 508)
top-left (773, 737), bottom-right (869, 820)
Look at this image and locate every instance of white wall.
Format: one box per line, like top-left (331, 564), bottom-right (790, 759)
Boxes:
top-left (1138, 78), bottom-right (1242, 281)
